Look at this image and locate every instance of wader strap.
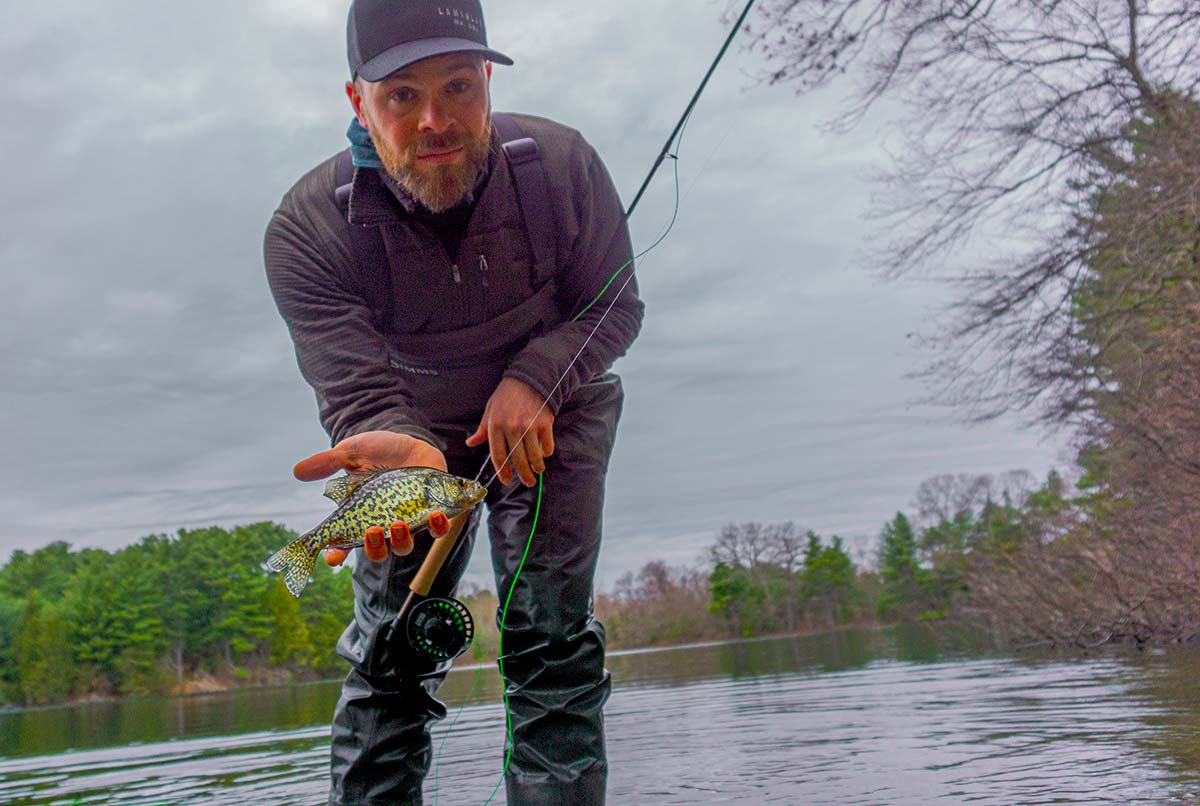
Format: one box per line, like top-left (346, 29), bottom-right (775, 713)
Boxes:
top-left (333, 116), bottom-right (560, 360)
top-left (335, 150), bottom-right (397, 335)
top-left (491, 113), bottom-right (558, 289)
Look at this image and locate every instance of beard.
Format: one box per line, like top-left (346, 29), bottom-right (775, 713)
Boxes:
top-left (367, 114), bottom-right (492, 213)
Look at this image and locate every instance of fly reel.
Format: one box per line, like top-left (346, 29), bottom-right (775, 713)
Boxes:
top-left (389, 511), bottom-right (481, 663)
top-left (405, 596), bottom-right (474, 661)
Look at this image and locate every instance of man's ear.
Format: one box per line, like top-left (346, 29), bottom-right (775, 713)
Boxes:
top-left (485, 61), bottom-right (492, 80)
top-left (345, 79), bottom-right (368, 127)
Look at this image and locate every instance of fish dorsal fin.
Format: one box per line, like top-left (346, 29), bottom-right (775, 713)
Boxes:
top-left (322, 467), bottom-right (392, 505)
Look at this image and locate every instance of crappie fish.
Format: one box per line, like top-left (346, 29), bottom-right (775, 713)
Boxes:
top-left (267, 467), bottom-right (487, 597)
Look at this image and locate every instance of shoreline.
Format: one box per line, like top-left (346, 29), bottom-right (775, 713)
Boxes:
top-left (0, 624), bottom-right (889, 714)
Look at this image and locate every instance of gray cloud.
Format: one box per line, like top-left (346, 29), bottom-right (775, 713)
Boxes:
top-left (1, 1), bottom-right (1064, 591)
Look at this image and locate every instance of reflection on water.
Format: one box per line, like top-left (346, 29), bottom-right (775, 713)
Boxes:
top-left (2, 626), bottom-right (1199, 804)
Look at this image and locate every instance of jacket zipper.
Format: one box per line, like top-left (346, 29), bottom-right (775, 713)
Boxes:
top-left (479, 254), bottom-right (489, 288)
top-left (451, 263), bottom-right (462, 284)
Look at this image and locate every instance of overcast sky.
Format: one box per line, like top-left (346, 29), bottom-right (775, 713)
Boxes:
top-left (0, 0), bottom-right (1068, 590)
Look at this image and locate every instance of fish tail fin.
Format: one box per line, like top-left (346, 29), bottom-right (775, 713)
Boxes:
top-left (266, 533), bottom-right (322, 598)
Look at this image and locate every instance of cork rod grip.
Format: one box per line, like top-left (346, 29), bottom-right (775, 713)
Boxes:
top-left (408, 513), bottom-right (470, 596)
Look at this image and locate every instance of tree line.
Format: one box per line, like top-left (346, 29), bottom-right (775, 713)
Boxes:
top-left (0, 524), bottom-right (355, 707)
top-left (0, 521), bottom-right (866, 707)
top-left (597, 524), bottom-right (875, 650)
top-left (0, 509), bottom-right (941, 708)
top-left (0, 462), bottom-right (1101, 710)
top-left (595, 468), bottom-right (1075, 651)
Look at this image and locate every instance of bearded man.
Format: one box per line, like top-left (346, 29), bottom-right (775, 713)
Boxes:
top-left (263, 1), bottom-right (643, 804)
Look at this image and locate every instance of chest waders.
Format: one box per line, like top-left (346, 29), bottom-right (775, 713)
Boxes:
top-left (327, 114), bottom-right (620, 806)
top-left (334, 114), bottom-right (561, 430)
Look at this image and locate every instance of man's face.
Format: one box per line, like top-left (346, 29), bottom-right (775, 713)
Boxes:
top-left (347, 53), bottom-right (492, 213)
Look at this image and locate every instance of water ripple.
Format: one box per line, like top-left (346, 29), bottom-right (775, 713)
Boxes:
top-left (3, 631), bottom-right (1200, 804)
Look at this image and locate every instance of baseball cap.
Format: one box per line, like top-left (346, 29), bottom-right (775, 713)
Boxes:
top-left (348, 0), bottom-right (514, 82)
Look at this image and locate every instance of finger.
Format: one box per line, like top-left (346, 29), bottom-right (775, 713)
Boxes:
top-left (429, 510), bottom-right (451, 537)
top-left (508, 438), bottom-right (536, 487)
top-left (294, 449), bottom-right (347, 481)
top-left (465, 419), bottom-right (487, 448)
top-left (325, 548), bottom-right (348, 567)
top-left (363, 525), bottom-right (389, 562)
top-left (389, 521), bottom-right (414, 557)
top-left (540, 422), bottom-right (555, 458)
top-left (522, 429), bottom-right (545, 477)
top-left (488, 421), bottom-right (511, 485)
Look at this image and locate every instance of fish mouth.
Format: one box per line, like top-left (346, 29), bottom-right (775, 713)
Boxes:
top-left (436, 478), bottom-right (487, 514)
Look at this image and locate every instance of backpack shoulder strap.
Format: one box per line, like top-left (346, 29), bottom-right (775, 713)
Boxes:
top-left (333, 117), bottom-right (559, 337)
top-left (491, 113), bottom-right (558, 287)
top-left (334, 149), bottom-right (396, 335)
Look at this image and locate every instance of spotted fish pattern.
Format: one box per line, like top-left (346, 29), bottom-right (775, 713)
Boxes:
top-left (266, 467), bottom-right (487, 597)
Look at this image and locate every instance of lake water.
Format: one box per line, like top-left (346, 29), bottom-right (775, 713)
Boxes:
top-left (3, 626), bottom-right (1200, 805)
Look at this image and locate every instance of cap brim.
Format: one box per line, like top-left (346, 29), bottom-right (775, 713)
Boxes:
top-left (357, 37), bottom-right (513, 82)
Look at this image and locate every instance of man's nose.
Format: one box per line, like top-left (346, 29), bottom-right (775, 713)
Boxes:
top-left (417, 97), bottom-right (452, 133)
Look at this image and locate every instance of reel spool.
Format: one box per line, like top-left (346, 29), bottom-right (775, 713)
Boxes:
top-left (406, 597), bottom-right (474, 661)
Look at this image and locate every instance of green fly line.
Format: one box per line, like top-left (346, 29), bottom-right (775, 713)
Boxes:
top-left (457, 116), bottom-right (687, 806)
top-left (435, 3), bottom-right (756, 801)
top-left (482, 471), bottom-right (543, 806)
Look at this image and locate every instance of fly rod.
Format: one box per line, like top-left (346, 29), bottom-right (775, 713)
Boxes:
top-left (625, 0), bottom-right (757, 218)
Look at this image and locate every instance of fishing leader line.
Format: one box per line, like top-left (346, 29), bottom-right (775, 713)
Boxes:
top-left (471, 141), bottom-right (687, 490)
top-left (474, 0), bottom-right (758, 489)
top-left (429, 3), bottom-right (759, 803)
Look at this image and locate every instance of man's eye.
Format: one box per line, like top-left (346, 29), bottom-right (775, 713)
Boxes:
top-left (391, 89), bottom-right (416, 103)
top-left (448, 80), bottom-right (471, 94)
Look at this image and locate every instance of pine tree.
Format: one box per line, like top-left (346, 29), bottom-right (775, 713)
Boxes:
top-left (877, 513), bottom-right (926, 619)
top-left (803, 533), bottom-right (858, 627)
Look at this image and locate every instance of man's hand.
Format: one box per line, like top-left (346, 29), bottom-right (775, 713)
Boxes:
top-left (466, 377), bottom-right (554, 487)
top-left (293, 431), bottom-right (452, 566)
